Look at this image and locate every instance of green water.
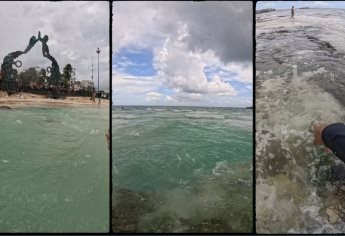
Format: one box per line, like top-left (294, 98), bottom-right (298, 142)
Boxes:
top-left (0, 106), bottom-right (109, 232)
top-left (112, 106), bottom-right (253, 233)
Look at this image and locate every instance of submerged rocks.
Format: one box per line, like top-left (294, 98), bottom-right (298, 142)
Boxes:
top-left (326, 207), bottom-right (340, 224)
top-left (113, 185), bottom-right (252, 233)
top-left (306, 35), bottom-right (336, 52)
top-left (329, 164), bottom-right (345, 183)
top-left (275, 29), bottom-right (291, 34)
top-left (112, 188), bottom-right (157, 232)
top-left (322, 179), bottom-right (345, 225)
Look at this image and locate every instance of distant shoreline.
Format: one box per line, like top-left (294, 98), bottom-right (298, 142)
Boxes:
top-left (256, 7), bottom-right (341, 12)
top-left (112, 105), bottom-right (252, 109)
top-left (0, 91), bottom-right (109, 108)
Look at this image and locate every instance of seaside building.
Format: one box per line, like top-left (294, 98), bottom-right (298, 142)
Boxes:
top-left (81, 80), bottom-right (94, 90)
top-left (71, 81), bottom-right (83, 92)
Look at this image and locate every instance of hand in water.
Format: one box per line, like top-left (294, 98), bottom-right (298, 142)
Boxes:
top-left (313, 123), bottom-right (332, 153)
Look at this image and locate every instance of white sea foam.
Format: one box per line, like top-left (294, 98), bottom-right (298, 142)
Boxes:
top-left (128, 131), bottom-right (140, 136)
top-left (185, 111), bottom-right (225, 119)
top-left (256, 64), bottom-right (345, 233)
top-left (89, 129), bottom-right (100, 135)
top-left (212, 160), bottom-right (235, 176)
top-left (113, 114), bottom-right (137, 119)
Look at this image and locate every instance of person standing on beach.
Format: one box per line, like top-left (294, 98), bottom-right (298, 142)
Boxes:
top-left (91, 91), bottom-right (96, 103)
top-left (291, 6), bottom-right (295, 18)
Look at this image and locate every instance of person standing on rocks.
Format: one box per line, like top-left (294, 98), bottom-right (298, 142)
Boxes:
top-left (291, 6), bottom-right (295, 18)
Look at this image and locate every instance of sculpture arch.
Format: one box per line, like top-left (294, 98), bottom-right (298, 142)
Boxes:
top-left (0, 31), bottom-right (62, 97)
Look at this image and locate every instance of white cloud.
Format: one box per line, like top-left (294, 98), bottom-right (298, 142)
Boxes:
top-left (114, 1), bottom-right (252, 63)
top-left (175, 92), bottom-right (203, 102)
top-left (113, 73), bottom-right (160, 94)
top-left (154, 30), bottom-right (237, 96)
top-left (207, 76), bottom-right (237, 96)
top-left (257, 2), bottom-right (277, 10)
top-left (246, 85), bottom-right (253, 91)
top-left (312, 1), bottom-right (334, 7)
top-left (113, 1), bottom-right (252, 106)
top-left (165, 95), bottom-right (174, 101)
top-left (145, 91), bottom-right (164, 101)
top-left (223, 63), bottom-right (253, 84)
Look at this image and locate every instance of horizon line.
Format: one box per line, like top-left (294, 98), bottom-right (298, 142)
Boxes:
top-left (112, 104), bottom-right (253, 108)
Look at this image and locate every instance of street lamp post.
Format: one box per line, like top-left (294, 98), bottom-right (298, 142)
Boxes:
top-left (90, 63), bottom-right (95, 96)
top-left (96, 47), bottom-right (101, 104)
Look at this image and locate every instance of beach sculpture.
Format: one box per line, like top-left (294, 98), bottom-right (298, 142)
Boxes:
top-left (0, 31), bottom-right (62, 97)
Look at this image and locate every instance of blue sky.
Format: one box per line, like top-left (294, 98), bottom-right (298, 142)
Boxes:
top-left (257, 1), bottom-right (345, 10)
top-left (113, 2), bottom-right (253, 107)
top-left (113, 48), bottom-right (157, 77)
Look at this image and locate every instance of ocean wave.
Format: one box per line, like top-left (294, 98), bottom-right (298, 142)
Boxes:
top-left (113, 114), bottom-right (137, 119)
top-left (128, 131), bottom-right (140, 136)
top-left (212, 160), bottom-right (235, 176)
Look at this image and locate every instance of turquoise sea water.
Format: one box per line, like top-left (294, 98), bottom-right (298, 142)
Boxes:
top-left (0, 106), bottom-right (109, 232)
top-left (113, 106), bottom-right (253, 233)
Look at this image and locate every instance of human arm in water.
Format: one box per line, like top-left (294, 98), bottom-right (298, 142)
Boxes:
top-left (313, 123), bottom-right (345, 162)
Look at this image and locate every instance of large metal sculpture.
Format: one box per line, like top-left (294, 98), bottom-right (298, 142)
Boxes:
top-left (0, 31), bottom-right (62, 97)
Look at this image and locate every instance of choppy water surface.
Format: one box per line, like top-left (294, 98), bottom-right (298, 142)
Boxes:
top-left (0, 106), bottom-right (109, 232)
top-left (112, 106), bottom-right (253, 233)
top-left (256, 8), bottom-right (345, 233)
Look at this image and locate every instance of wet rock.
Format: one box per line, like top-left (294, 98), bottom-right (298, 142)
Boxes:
top-left (112, 188), bottom-right (159, 233)
top-left (329, 164), bottom-right (345, 183)
top-left (339, 185), bottom-right (345, 192)
top-left (306, 35), bottom-right (318, 41)
top-left (326, 207), bottom-right (340, 224)
top-left (275, 29), bottom-right (290, 34)
top-left (306, 35), bottom-right (336, 51)
top-left (320, 41), bottom-right (336, 51)
top-left (261, 139), bottom-right (290, 177)
top-left (0, 105), bottom-right (11, 109)
top-left (122, 224), bottom-right (136, 231)
top-left (262, 129), bottom-right (269, 134)
top-left (113, 186), bottom-right (252, 233)
top-left (188, 217), bottom-right (230, 233)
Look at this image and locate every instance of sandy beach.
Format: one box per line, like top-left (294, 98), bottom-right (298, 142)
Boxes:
top-left (0, 91), bottom-right (109, 108)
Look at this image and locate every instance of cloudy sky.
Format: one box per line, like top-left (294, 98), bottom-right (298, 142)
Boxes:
top-left (113, 1), bottom-right (253, 107)
top-left (257, 1), bottom-right (345, 10)
top-left (0, 1), bottom-right (109, 91)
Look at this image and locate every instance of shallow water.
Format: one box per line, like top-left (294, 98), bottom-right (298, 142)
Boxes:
top-left (112, 106), bottom-right (253, 233)
top-left (0, 106), bottom-right (109, 232)
top-left (256, 8), bottom-right (345, 233)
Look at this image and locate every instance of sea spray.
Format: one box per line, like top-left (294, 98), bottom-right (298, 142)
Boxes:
top-left (257, 8), bottom-right (345, 233)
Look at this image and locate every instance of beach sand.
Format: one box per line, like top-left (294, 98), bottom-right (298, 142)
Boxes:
top-left (0, 91), bottom-right (109, 108)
